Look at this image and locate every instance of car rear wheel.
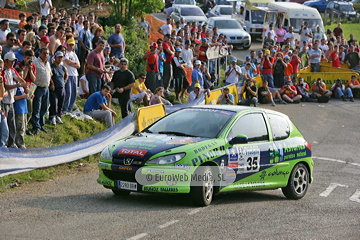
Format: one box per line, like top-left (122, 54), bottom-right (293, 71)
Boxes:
top-left (282, 163), bottom-right (309, 200)
top-left (112, 189), bottom-right (131, 196)
top-left (190, 166), bottom-right (214, 206)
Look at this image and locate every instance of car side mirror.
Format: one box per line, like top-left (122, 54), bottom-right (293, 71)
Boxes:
top-left (229, 135), bottom-right (248, 145)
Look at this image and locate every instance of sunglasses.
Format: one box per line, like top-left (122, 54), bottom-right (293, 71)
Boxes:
top-left (141, 77), bottom-right (146, 79)
top-left (9, 39), bottom-right (16, 42)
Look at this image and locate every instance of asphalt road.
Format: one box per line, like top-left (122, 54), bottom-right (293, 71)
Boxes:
top-left (0, 100), bottom-right (359, 240)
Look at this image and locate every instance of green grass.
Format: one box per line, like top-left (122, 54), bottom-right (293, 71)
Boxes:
top-left (324, 23), bottom-right (359, 39)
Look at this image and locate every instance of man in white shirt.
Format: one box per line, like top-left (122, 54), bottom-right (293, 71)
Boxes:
top-left (299, 22), bottom-right (313, 43)
top-left (224, 57), bottom-right (241, 85)
top-left (319, 39), bottom-right (329, 53)
top-left (181, 39), bottom-right (194, 89)
top-left (0, 20), bottom-right (11, 45)
top-left (40, 0), bottom-right (53, 17)
top-left (188, 83), bottom-right (210, 102)
top-left (158, 17), bottom-right (172, 36)
top-left (264, 23), bottom-right (276, 41)
top-left (284, 26), bottom-right (296, 49)
top-left (63, 39), bottom-right (80, 113)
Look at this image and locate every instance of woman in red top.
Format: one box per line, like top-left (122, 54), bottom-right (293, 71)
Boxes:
top-left (329, 45), bottom-right (341, 68)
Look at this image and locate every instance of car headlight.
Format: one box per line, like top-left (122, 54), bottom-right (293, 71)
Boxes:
top-left (244, 36), bottom-right (249, 39)
top-left (148, 153), bottom-right (185, 164)
top-left (100, 146), bottom-right (112, 161)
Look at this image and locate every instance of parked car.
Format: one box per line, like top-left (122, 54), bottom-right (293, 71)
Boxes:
top-left (172, 0), bottom-right (196, 8)
top-left (170, 5), bottom-right (207, 25)
top-left (206, 17), bottom-right (251, 49)
top-left (326, 1), bottom-right (358, 20)
top-left (303, 0), bottom-right (343, 13)
top-left (208, 5), bottom-right (233, 17)
top-left (97, 105), bottom-right (314, 206)
top-left (352, 0), bottom-right (360, 12)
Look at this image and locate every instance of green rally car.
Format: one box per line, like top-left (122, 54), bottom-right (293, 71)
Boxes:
top-left (98, 105), bottom-right (314, 206)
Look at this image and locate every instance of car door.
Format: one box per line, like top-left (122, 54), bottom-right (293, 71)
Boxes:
top-left (225, 112), bottom-right (271, 186)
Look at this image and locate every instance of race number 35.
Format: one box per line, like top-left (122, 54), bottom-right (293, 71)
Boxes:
top-left (246, 156), bottom-right (259, 172)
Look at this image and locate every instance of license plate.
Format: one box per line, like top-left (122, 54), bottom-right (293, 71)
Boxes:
top-left (118, 181), bottom-right (137, 191)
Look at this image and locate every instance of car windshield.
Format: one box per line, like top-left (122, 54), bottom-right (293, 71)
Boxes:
top-left (216, 0), bottom-right (231, 5)
top-left (181, 7), bottom-right (204, 16)
top-left (290, 18), bottom-right (324, 32)
top-left (214, 19), bottom-right (242, 29)
top-left (251, 10), bottom-right (265, 24)
top-left (146, 108), bottom-right (236, 138)
top-left (174, 0), bottom-right (195, 5)
top-left (220, 7), bottom-right (232, 15)
top-left (340, 5), bottom-right (353, 11)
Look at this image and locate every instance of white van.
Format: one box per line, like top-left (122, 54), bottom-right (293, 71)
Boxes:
top-left (259, 2), bottom-right (326, 43)
top-left (234, 0), bottom-right (274, 38)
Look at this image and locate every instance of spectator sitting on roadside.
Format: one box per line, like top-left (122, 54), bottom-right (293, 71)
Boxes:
top-left (331, 78), bottom-right (354, 102)
top-left (238, 79), bottom-right (258, 107)
top-left (78, 74), bottom-right (89, 99)
top-left (217, 87), bottom-right (235, 105)
top-left (83, 85), bottom-right (116, 127)
top-left (311, 77), bottom-right (332, 99)
top-left (188, 83), bottom-right (210, 102)
top-left (280, 80), bottom-right (302, 103)
top-left (346, 75), bottom-right (360, 98)
top-left (150, 87), bottom-right (172, 106)
top-left (258, 80), bottom-right (287, 106)
top-left (295, 77), bottom-right (316, 102)
top-left (131, 73), bottom-right (152, 106)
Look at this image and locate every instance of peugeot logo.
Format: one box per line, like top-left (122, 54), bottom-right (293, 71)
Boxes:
top-left (124, 158), bottom-right (134, 165)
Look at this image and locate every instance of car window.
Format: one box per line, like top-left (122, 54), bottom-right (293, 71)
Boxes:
top-left (220, 7), bottom-right (232, 15)
top-left (267, 113), bottom-right (290, 141)
top-left (181, 7), bottom-right (204, 16)
top-left (175, 0), bottom-right (195, 5)
top-left (228, 113), bottom-right (269, 142)
top-left (214, 19), bottom-right (241, 29)
top-left (147, 108), bottom-right (236, 138)
top-left (340, 4), bottom-right (353, 11)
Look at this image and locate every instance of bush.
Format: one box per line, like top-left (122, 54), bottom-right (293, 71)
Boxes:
top-left (102, 23), bottom-right (148, 78)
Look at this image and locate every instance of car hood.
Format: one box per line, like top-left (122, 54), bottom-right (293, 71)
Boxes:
top-left (182, 16), bottom-right (207, 22)
top-left (112, 133), bottom-right (208, 159)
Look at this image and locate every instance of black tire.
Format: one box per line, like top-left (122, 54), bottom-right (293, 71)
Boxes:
top-left (112, 189), bottom-right (131, 196)
top-left (190, 166), bottom-right (214, 206)
top-left (282, 163), bottom-right (309, 200)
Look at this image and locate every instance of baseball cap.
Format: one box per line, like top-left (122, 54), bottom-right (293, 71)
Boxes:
top-left (67, 39), bottom-right (76, 45)
top-left (40, 36), bottom-right (50, 43)
top-left (164, 33), bottom-right (171, 38)
top-left (54, 51), bottom-right (64, 57)
top-left (4, 52), bottom-right (17, 62)
top-left (104, 46), bottom-right (111, 50)
top-left (264, 49), bottom-right (270, 54)
top-left (194, 83), bottom-right (201, 89)
top-left (271, 49), bottom-right (276, 53)
top-left (258, 50), bottom-right (263, 54)
top-left (195, 60), bottom-right (201, 65)
top-left (175, 48), bottom-right (182, 52)
top-left (245, 56), bottom-right (251, 60)
top-left (284, 55), bottom-right (290, 60)
top-left (288, 50), bottom-right (293, 54)
top-left (286, 80), bottom-right (292, 84)
top-left (150, 42), bottom-right (158, 48)
top-left (171, 29), bottom-right (177, 32)
top-left (231, 57), bottom-right (237, 62)
top-left (176, 36), bottom-right (182, 40)
top-left (185, 39), bottom-right (191, 45)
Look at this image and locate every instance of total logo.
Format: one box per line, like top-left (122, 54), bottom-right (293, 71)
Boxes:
top-left (118, 148), bottom-right (148, 157)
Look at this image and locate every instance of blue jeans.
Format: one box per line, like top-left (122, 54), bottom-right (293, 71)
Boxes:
top-left (2, 103), bottom-right (15, 147)
top-left (239, 97), bottom-right (258, 107)
top-left (0, 111), bottom-right (9, 148)
top-left (263, 74), bottom-right (274, 88)
top-left (86, 73), bottom-right (101, 96)
top-left (351, 66), bottom-right (359, 71)
top-left (63, 76), bottom-right (77, 112)
top-left (31, 87), bottom-right (49, 130)
top-left (111, 53), bottom-right (124, 59)
top-left (335, 88), bottom-right (353, 98)
top-left (311, 62), bottom-right (320, 72)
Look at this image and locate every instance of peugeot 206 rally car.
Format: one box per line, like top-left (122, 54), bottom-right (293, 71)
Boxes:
top-left (97, 105), bottom-right (314, 206)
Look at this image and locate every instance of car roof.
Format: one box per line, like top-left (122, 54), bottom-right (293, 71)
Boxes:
top-left (208, 17), bottom-right (237, 20)
top-left (188, 105), bottom-right (289, 118)
top-left (176, 4), bottom-right (201, 8)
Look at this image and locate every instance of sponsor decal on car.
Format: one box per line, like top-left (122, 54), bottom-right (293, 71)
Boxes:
top-left (228, 147), bottom-right (239, 168)
top-left (118, 148), bottom-right (148, 157)
top-left (174, 164), bottom-right (191, 169)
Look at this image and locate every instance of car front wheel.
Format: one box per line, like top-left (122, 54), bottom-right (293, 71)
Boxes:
top-left (190, 166), bottom-right (214, 206)
top-left (282, 163), bottom-right (309, 200)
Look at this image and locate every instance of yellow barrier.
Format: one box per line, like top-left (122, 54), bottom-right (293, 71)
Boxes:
top-left (137, 104), bottom-right (166, 132)
top-left (205, 83), bottom-right (239, 105)
top-left (321, 62), bottom-right (350, 69)
top-left (298, 72), bottom-right (360, 89)
top-left (320, 65), bottom-right (358, 73)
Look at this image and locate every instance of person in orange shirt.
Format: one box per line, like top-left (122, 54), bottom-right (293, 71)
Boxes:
top-left (346, 75), bottom-right (360, 98)
top-left (18, 13), bottom-right (27, 30)
top-left (312, 77), bottom-right (332, 98)
top-left (283, 55), bottom-right (293, 83)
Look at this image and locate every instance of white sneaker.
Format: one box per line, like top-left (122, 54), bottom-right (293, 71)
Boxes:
top-left (51, 117), bottom-right (56, 126)
top-left (56, 116), bottom-right (64, 124)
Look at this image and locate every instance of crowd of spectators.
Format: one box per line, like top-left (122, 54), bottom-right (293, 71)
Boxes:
top-left (0, 3), bottom-right (359, 149)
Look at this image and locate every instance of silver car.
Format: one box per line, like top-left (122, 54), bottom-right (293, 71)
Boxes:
top-left (208, 5), bottom-right (233, 18)
top-left (170, 5), bottom-right (207, 25)
top-left (206, 17), bottom-right (251, 50)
